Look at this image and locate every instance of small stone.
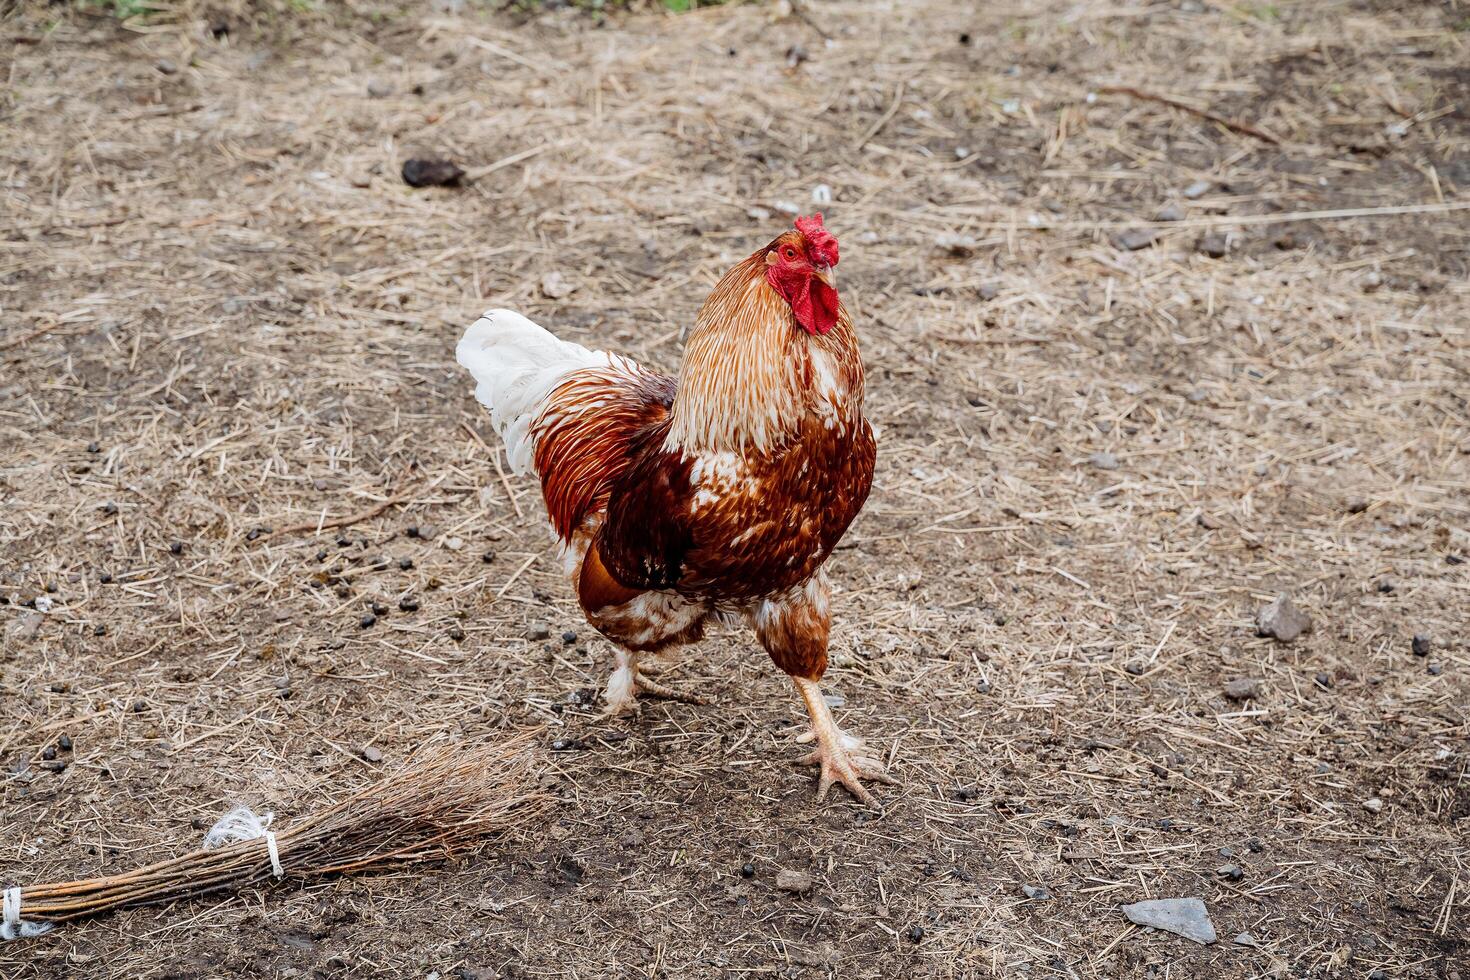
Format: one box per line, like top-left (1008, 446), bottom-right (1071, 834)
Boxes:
top-left (739, 861), bottom-right (755, 879)
top-left (1411, 634), bottom-right (1431, 657)
top-left (1362, 797), bottom-right (1384, 813)
top-left (448, 626), bottom-right (465, 642)
top-left (1121, 897), bottom-right (1217, 945)
top-left (1314, 672), bottom-right (1332, 689)
top-left (169, 541), bottom-right (184, 555)
top-left (398, 557), bottom-right (413, 570)
top-left (1233, 932), bottom-right (1258, 947)
top-left (1157, 203), bottom-right (1186, 222)
top-left (936, 233), bottom-right (979, 257)
top-left (540, 271), bottom-right (575, 300)
top-left (155, 58), bottom-right (178, 75)
top-left (1123, 661), bottom-right (1145, 676)
top-left (359, 613), bottom-right (377, 628)
top-left (1376, 579), bottom-right (1395, 593)
top-left (1428, 663), bottom-right (1443, 676)
top-left (366, 79), bottom-right (392, 98)
top-left (1256, 593), bottom-right (1312, 643)
top-left (1216, 864), bottom-right (1243, 882)
top-left (481, 550), bottom-right (497, 564)
top-left (1112, 229), bottom-right (1156, 251)
top-left (776, 869), bottom-right (813, 894)
top-left (561, 630), bottom-right (578, 645)
top-left (906, 925), bottom-right (924, 943)
top-left (102, 502), bottom-right (118, 515)
top-left (1022, 884), bottom-right (1052, 901)
top-left (978, 283), bottom-right (999, 301)
top-left (371, 601), bottom-right (388, 616)
top-left (42, 746), bottom-right (56, 761)
top-left (416, 524), bottom-right (437, 541)
top-left (1197, 233), bottom-right (1228, 258)
top-left (362, 746), bottom-right (383, 763)
top-left (398, 596), bottom-right (419, 612)
top-left (1360, 270), bottom-right (1383, 292)
top-left (525, 622), bottom-right (551, 641)
top-left (401, 158), bottom-right (464, 188)
top-left (1348, 498), bottom-right (1369, 514)
top-left (1183, 180), bottom-right (1212, 200)
top-left (99, 572), bottom-right (113, 583)
top-left (58, 734), bottom-right (72, 752)
top-left (1223, 677), bottom-right (1260, 701)
top-left (1088, 451), bottom-right (1119, 471)
top-left (87, 442), bottom-right (100, 453)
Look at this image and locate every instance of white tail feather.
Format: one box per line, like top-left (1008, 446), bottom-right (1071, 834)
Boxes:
top-left (456, 309), bottom-right (612, 474)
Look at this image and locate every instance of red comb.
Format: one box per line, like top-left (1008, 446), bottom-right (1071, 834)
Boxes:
top-left (795, 213), bottom-right (839, 267)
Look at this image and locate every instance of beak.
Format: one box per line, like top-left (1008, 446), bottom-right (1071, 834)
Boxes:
top-left (814, 264), bottom-right (836, 289)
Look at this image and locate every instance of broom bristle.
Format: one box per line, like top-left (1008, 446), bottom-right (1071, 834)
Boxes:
top-left (13, 733), bottom-right (547, 926)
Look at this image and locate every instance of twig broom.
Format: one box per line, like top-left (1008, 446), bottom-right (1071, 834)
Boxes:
top-left (2, 734), bottom-right (546, 940)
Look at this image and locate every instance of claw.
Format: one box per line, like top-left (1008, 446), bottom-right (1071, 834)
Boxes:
top-left (790, 676), bottom-right (896, 810)
top-left (634, 670), bottom-right (708, 705)
top-left (603, 650), bottom-right (707, 716)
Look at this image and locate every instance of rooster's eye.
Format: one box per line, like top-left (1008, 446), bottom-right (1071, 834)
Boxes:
top-left (781, 246), bottom-right (798, 261)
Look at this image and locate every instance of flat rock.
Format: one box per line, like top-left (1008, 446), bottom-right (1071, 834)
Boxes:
top-left (1122, 897), bottom-right (1217, 944)
top-left (1223, 677), bottom-right (1260, 701)
top-left (1088, 451), bottom-right (1119, 471)
top-left (1233, 932), bottom-right (1258, 947)
top-left (540, 271), bottom-right (576, 299)
top-left (1112, 229), bottom-right (1157, 251)
top-left (776, 869), bottom-right (813, 894)
top-left (1156, 203), bottom-right (1186, 222)
top-left (1197, 233), bottom-right (1228, 258)
top-left (1183, 180), bottom-right (1212, 199)
top-left (1256, 593), bottom-right (1312, 642)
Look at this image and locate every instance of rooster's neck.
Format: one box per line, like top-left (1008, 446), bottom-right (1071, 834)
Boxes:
top-left (664, 257), bottom-right (863, 456)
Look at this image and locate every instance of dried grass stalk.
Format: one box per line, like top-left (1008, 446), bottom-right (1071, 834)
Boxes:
top-left (12, 735), bottom-right (546, 927)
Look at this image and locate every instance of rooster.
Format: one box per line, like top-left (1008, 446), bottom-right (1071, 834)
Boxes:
top-left (457, 214), bottom-right (890, 806)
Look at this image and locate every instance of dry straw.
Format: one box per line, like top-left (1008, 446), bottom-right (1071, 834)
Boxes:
top-left (2, 735), bottom-right (545, 938)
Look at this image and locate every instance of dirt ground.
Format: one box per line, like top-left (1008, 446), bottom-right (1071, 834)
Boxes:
top-left (3, 0), bottom-right (1468, 977)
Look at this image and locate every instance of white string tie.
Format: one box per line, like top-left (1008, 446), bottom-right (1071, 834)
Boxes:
top-left (1, 886), bottom-right (53, 942)
top-left (203, 807), bottom-right (284, 878)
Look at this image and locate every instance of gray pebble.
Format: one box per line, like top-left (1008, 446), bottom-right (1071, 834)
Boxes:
top-left (363, 745), bottom-right (383, 763)
top-left (1197, 233), bottom-right (1228, 258)
top-left (776, 869), bottom-right (813, 894)
top-left (1183, 180), bottom-right (1212, 200)
top-left (1121, 897), bottom-right (1216, 945)
top-left (525, 622), bottom-right (551, 641)
top-left (1112, 229), bottom-right (1157, 252)
top-left (1088, 452), bottom-right (1119, 471)
top-left (1022, 884), bottom-right (1052, 901)
top-left (367, 79), bottom-right (392, 98)
top-left (1157, 203), bottom-right (1186, 222)
top-left (1223, 677), bottom-right (1260, 701)
top-left (1256, 593), bottom-right (1311, 643)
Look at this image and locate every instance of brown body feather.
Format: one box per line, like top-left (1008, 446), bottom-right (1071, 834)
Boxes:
top-left (527, 231), bottom-right (873, 679)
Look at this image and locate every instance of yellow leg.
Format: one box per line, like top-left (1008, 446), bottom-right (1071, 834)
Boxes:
top-left (792, 676), bottom-right (895, 810)
top-left (603, 650), bottom-right (707, 717)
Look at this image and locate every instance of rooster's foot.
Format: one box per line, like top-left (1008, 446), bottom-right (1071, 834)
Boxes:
top-left (604, 652), bottom-right (706, 717)
top-left (792, 676), bottom-right (895, 810)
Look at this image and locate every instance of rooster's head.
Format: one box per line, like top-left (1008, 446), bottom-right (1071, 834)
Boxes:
top-left (765, 213), bottom-right (841, 336)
